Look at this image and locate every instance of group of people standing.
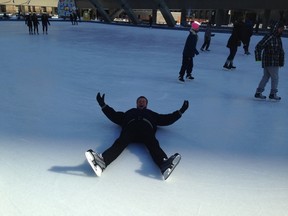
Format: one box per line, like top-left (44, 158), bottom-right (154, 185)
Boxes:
top-left (178, 19), bottom-right (285, 101)
top-left (25, 13), bottom-right (50, 35)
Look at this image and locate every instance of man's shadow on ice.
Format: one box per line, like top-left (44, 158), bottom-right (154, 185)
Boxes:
top-left (48, 161), bottom-right (96, 177)
top-left (48, 148), bottom-right (163, 180)
top-left (127, 144), bottom-right (163, 181)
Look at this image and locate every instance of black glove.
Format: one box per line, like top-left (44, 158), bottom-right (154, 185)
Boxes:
top-left (96, 92), bottom-right (105, 107)
top-left (179, 100), bottom-right (189, 114)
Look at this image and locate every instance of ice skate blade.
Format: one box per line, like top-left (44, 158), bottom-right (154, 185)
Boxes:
top-left (85, 151), bottom-right (103, 177)
top-left (163, 154), bottom-right (181, 180)
top-left (268, 98), bottom-right (281, 102)
top-left (222, 67), bottom-right (231, 71)
top-left (254, 97), bottom-right (266, 101)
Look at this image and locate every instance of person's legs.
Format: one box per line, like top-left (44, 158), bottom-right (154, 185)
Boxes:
top-left (179, 55), bottom-right (190, 79)
top-left (186, 58), bottom-right (193, 78)
top-left (268, 66), bottom-right (279, 93)
top-left (224, 46), bottom-right (237, 69)
top-left (142, 135), bottom-right (168, 168)
top-left (102, 131), bottom-right (132, 166)
top-left (256, 67), bottom-right (270, 93)
top-left (205, 38), bottom-right (211, 50)
top-left (268, 66), bottom-right (281, 100)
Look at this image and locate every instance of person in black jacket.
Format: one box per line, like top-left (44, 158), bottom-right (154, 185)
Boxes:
top-left (41, 13), bottom-right (50, 34)
top-left (87, 92), bottom-right (189, 178)
top-left (223, 19), bottom-right (245, 70)
top-left (178, 21), bottom-right (200, 82)
top-left (25, 13), bottom-right (33, 35)
top-left (32, 13), bottom-right (39, 35)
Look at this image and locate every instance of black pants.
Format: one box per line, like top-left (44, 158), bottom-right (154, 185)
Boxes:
top-left (201, 37), bottom-right (211, 50)
top-left (33, 24), bottom-right (38, 34)
top-left (179, 55), bottom-right (193, 77)
top-left (42, 24), bottom-right (48, 33)
top-left (227, 46), bottom-right (238, 61)
top-left (102, 121), bottom-right (168, 168)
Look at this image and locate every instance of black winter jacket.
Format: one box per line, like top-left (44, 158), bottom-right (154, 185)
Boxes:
top-left (182, 30), bottom-right (199, 57)
top-left (102, 105), bottom-right (182, 133)
top-left (227, 21), bottom-right (245, 48)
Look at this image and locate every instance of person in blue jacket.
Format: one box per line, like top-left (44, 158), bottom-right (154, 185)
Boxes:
top-left (87, 92), bottom-right (189, 177)
top-left (178, 21), bottom-right (200, 82)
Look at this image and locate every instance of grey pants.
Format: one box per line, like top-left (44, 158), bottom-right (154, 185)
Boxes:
top-left (256, 66), bottom-right (279, 94)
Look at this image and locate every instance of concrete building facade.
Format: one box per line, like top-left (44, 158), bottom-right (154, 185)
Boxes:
top-left (0, 0), bottom-right (58, 17)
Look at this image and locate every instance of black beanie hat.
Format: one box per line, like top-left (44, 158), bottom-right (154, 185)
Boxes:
top-left (137, 96), bottom-right (148, 104)
top-left (277, 20), bottom-right (284, 28)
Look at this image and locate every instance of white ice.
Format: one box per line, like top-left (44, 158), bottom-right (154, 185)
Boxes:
top-left (0, 21), bottom-right (288, 216)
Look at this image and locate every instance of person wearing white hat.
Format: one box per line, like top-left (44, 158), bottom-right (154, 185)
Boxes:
top-left (178, 21), bottom-right (200, 82)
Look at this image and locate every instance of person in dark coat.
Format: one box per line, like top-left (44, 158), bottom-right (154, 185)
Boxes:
top-left (41, 13), bottom-right (50, 34)
top-left (254, 21), bottom-right (285, 100)
top-left (32, 13), bottom-right (39, 35)
top-left (243, 19), bottom-right (254, 55)
top-left (87, 92), bottom-right (189, 177)
top-left (223, 19), bottom-right (245, 70)
top-left (149, 15), bottom-right (153, 27)
top-left (25, 14), bottom-right (33, 35)
top-left (73, 12), bottom-right (78, 25)
top-left (178, 21), bottom-right (200, 82)
top-left (70, 13), bottom-right (74, 25)
top-left (200, 22), bottom-right (215, 51)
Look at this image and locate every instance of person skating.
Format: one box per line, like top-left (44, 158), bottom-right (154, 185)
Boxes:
top-left (25, 13), bottom-right (33, 35)
top-left (32, 13), bottom-right (39, 35)
top-left (243, 18), bottom-right (253, 55)
top-left (86, 93), bottom-right (189, 180)
top-left (178, 21), bottom-right (200, 82)
top-left (41, 13), bottom-right (50, 34)
top-left (200, 22), bottom-right (215, 51)
top-left (223, 18), bottom-right (245, 70)
top-left (254, 21), bottom-right (285, 101)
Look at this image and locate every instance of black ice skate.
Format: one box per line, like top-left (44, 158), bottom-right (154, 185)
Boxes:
top-left (254, 92), bottom-right (266, 100)
top-left (85, 149), bottom-right (106, 177)
top-left (160, 153), bottom-right (181, 180)
top-left (223, 63), bottom-right (231, 70)
top-left (178, 76), bottom-right (184, 83)
top-left (186, 75), bottom-right (194, 80)
top-left (269, 94), bottom-right (281, 101)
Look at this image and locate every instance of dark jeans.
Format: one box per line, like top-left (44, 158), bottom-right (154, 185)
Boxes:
top-left (42, 24), bottom-right (48, 32)
top-left (201, 37), bottom-right (211, 50)
top-left (227, 46), bottom-right (238, 61)
top-left (102, 121), bottom-right (167, 168)
top-left (179, 55), bottom-right (193, 77)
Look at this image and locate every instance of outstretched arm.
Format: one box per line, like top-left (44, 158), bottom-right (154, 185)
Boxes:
top-left (96, 92), bottom-right (125, 126)
top-left (96, 92), bottom-right (106, 109)
top-left (156, 100), bottom-right (189, 126)
top-left (179, 100), bottom-right (189, 115)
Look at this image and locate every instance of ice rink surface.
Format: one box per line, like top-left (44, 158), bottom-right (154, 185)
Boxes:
top-left (0, 21), bottom-right (288, 216)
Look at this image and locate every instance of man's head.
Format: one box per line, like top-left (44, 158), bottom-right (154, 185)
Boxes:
top-left (271, 20), bottom-right (285, 36)
top-left (136, 96), bottom-right (148, 109)
top-left (277, 21), bottom-right (285, 35)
